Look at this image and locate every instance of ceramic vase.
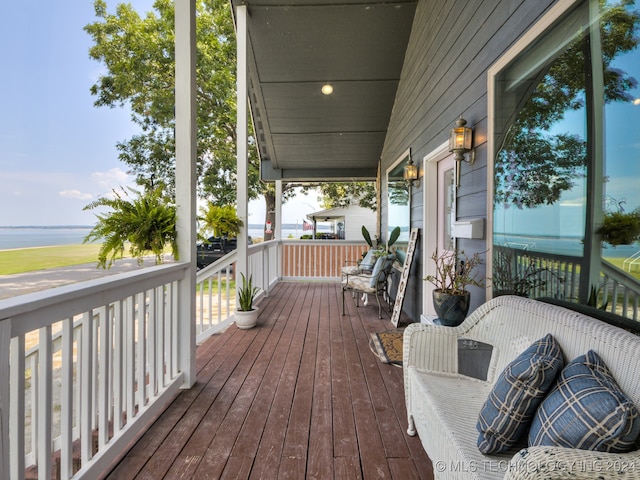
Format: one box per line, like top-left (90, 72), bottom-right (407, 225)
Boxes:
top-left (235, 307), bottom-right (259, 329)
top-left (432, 290), bottom-right (470, 327)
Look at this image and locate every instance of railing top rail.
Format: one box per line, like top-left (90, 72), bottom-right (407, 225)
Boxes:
top-left (195, 240), bottom-right (280, 280)
top-left (496, 244), bottom-right (586, 265)
top-left (601, 259), bottom-right (640, 294)
top-left (1, 262), bottom-right (189, 335)
top-left (196, 250), bottom-right (238, 279)
top-left (281, 239), bottom-right (367, 246)
top-left (250, 239), bottom-right (277, 249)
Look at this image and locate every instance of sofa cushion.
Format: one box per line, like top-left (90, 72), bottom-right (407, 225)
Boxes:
top-left (360, 249), bottom-right (376, 272)
top-left (369, 254), bottom-right (394, 288)
top-left (408, 368), bottom-right (516, 475)
top-left (528, 350), bottom-right (640, 452)
top-left (477, 334), bottom-right (564, 454)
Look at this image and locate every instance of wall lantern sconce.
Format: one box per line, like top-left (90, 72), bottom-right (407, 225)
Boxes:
top-left (448, 116), bottom-right (475, 188)
top-left (403, 157), bottom-right (420, 188)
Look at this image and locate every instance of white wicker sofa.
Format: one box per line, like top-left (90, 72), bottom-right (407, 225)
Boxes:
top-left (404, 295), bottom-right (640, 479)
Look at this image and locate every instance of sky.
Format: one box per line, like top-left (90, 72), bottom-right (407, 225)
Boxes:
top-left (494, 43), bottom-right (640, 239)
top-left (0, 1), bottom-right (320, 227)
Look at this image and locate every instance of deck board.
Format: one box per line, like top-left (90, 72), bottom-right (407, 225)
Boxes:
top-left (107, 282), bottom-right (433, 479)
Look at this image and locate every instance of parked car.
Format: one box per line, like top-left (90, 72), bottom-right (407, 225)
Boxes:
top-left (196, 236), bottom-right (251, 269)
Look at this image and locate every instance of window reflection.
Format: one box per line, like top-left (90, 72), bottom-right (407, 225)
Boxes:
top-left (442, 167), bottom-right (455, 252)
top-left (492, 0), bottom-right (640, 302)
top-left (387, 151), bottom-right (411, 263)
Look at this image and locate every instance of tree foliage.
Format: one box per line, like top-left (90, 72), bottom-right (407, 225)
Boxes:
top-left (495, 1), bottom-right (639, 209)
top-left (85, 0), bottom-right (260, 202)
top-left (199, 203), bottom-right (242, 238)
top-left (86, 0), bottom-right (369, 230)
top-left (83, 186), bottom-right (177, 268)
top-left (313, 182), bottom-right (377, 211)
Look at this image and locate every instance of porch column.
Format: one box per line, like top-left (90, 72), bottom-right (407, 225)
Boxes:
top-left (580, 0), bottom-right (605, 303)
top-left (175, 0), bottom-right (196, 387)
top-left (276, 180), bottom-right (283, 279)
top-left (0, 322), bottom-right (8, 479)
top-left (236, 5), bottom-right (249, 281)
top-left (275, 180), bottom-right (283, 241)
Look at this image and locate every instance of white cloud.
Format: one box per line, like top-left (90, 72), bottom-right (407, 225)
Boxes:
top-left (559, 198), bottom-right (585, 207)
top-left (0, 167), bottom-right (134, 225)
top-left (59, 189), bottom-right (93, 200)
top-left (249, 188), bottom-right (322, 225)
top-left (91, 167), bottom-right (131, 189)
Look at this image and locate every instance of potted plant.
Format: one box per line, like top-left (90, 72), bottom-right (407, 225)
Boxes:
top-left (361, 225), bottom-right (378, 249)
top-left (597, 209), bottom-right (640, 246)
top-left (424, 249), bottom-right (483, 326)
top-left (371, 226), bottom-right (401, 258)
top-left (236, 273), bottom-right (260, 329)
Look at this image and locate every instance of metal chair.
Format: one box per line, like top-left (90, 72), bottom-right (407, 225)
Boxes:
top-left (342, 253), bottom-right (395, 318)
top-left (340, 248), bottom-right (376, 277)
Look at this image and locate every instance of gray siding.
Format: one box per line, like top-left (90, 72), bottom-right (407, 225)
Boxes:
top-left (381, 0), bottom-right (556, 321)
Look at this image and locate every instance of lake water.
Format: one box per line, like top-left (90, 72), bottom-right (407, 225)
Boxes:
top-left (0, 227), bottom-right (94, 250)
top-left (3, 227), bottom-right (637, 260)
top-left (0, 225), bottom-right (330, 250)
top-left (494, 233), bottom-right (639, 259)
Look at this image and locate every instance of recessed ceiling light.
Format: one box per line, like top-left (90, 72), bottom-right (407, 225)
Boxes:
top-left (321, 84), bottom-right (334, 95)
top-left (634, 98), bottom-right (640, 106)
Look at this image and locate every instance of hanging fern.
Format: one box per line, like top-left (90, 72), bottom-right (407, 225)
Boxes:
top-left (83, 186), bottom-right (178, 268)
top-left (597, 210), bottom-right (640, 246)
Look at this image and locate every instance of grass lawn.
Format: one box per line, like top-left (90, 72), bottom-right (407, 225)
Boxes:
top-left (605, 257), bottom-right (640, 280)
top-left (0, 244), bottom-right (104, 275)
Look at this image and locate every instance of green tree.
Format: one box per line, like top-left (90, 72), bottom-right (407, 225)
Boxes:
top-left (86, 0), bottom-right (376, 237)
top-left (199, 203), bottom-right (242, 238)
top-left (85, 0), bottom-right (260, 203)
top-left (495, 1), bottom-right (639, 209)
top-left (314, 182), bottom-right (377, 211)
top-left (83, 186), bottom-right (178, 268)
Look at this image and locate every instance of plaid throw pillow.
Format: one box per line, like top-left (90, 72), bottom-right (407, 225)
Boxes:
top-left (529, 350), bottom-right (640, 452)
top-left (477, 334), bottom-right (564, 454)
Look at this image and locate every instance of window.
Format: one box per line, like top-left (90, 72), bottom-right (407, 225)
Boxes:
top-left (490, 0), bottom-right (640, 303)
top-left (387, 149), bottom-right (411, 263)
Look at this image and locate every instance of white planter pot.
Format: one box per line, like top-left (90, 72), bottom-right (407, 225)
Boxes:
top-left (235, 307), bottom-right (259, 329)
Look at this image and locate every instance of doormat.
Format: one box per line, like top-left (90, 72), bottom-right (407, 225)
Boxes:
top-left (369, 329), bottom-right (404, 366)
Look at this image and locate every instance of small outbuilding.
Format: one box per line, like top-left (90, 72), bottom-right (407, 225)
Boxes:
top-left (306, 205), bottom-right (376, 241)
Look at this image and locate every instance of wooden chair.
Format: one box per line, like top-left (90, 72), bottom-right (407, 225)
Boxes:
top-left (342, 253), bottom-right (395, 318)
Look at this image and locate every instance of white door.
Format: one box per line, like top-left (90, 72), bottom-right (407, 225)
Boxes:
top-left (422, 145), bottom-right (456, 318)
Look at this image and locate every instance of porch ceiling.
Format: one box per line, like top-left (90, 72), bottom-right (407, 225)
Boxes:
top-left (231, 0), bottom-right (417, 182)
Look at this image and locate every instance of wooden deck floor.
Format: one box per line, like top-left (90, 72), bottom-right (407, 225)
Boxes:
top-left (106, 282), bottom-right (434, 479)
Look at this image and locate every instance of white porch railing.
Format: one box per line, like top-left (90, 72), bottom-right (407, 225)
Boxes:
top-left (600, 260), bottom-right (640, 321)
top-left (281, 240), bottom-right (368, 280)
top-left (0, 262), bottom-right (189, 480)
top-left (0, 238), bottom-right (367, 479)
top-left (500, 246), bottom-right (640, 321)
top-left (194, 240), bottom-right (280, 343)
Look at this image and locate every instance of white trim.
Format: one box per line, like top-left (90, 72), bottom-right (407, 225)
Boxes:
top-left (387, 147), bottom-right (412, 174)
top-left (0, 321), bottom-right (9, 479)
top-left (486, 0), bottom-right (580, 79)
top-left (421, 141), bottom-right (449, 320)
top-left (486, 0), bottom-right (579, 300)
top-left (385, 147), bottom-right (411, 245)
top-left (175, 0), bottom-right (197, 387)
top-left (236, 5), bottom-right (249, 287)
